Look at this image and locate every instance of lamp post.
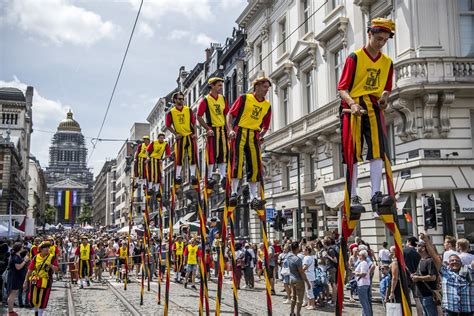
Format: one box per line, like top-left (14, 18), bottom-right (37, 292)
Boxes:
top-left (263, 149), bottom-right (302, 240)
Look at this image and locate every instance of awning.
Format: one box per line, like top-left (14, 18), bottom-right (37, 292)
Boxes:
top-left (322, 187), bottom-right (344, 209)
top-left (396, 194), bottom-right (410, 216)
top-left (178, 212), bottom-right (196, 223)
top-left (454, 191), bottom-right (474, 213)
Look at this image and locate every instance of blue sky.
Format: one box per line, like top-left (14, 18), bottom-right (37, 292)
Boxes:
top-left (0, 0), bottom-right (247, 174)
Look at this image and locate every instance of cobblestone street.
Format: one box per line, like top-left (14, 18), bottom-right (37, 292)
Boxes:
top-left (3, 272), bottom-right (399, 315)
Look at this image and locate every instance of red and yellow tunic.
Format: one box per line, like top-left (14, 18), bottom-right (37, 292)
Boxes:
top-left (147, 140), bottom-right (171, 160)
top-left (165, 106), bottom-right (196, 137)
top-left (197, 94), bottom-right (229, 128)
top-left (229, 93), bottom-right (272, 131)
top-left (134, 143), bottom-right (148, 179)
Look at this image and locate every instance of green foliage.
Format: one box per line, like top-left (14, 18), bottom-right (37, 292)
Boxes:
top-left (77, 202), bottom-right (92, 224)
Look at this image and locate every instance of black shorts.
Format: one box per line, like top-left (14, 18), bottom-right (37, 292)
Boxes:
top-left (268, 265), bottom-right (275, 280)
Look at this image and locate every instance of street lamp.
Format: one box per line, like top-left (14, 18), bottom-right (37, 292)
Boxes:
top-left (263, 149), bottom-right (302, 240)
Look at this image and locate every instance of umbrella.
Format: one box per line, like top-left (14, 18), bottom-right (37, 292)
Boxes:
top-left (0, 224), bottom-right (25, 238)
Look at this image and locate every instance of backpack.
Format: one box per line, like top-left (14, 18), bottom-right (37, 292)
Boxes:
top-left (314, 266), bottom-right (328, 286)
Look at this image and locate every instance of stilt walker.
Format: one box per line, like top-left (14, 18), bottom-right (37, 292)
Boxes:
top-left (227, 77), bottom-right (273, 316)
top-left (157, 179), bottom-right (164, 304)
top-left (125, 176), bottom-right (135, 291)
top-left (164, 158), bottom-right (177, 316)
top-left (143, 164), bottom-right (153, 293)
top-left (336, 18), bottom-right (411, 316)
top-left (197, 77), bottom-right (232, 315)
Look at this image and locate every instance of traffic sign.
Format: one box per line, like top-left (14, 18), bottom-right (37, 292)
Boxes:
top-left (266, 208), bottom-right (276, 223)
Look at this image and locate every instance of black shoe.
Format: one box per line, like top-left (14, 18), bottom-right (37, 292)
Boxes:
top-left (191, 176), bottom-right (198, 185)
top-left (229, 193), bottom-right (238, 207)
top-left (250, 198), bottom-right (265, 210)
top-left (191, 285), bottom-right (197, 290)
top-left (371, 191), bottom-right (395, 213)
top-left (220, 176), bottom-right (227, 190)
top-left (207, 178), bottom-right (217, 188)
top-left (350, 196), bottom-right (366, 214)
top-left (175, 177), bottom-right (182, 185)
top-left (87, 280), bottom-right (90, 286)
top-left (271, 289), bottom-right (276, 295)
top-left (80, 284), bottom-right (84, 289)
top-left (184, 282), bottom-right (188, 288)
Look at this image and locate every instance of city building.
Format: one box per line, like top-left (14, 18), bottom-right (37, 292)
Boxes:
top-left (114, 140), bottom-right (133, 227)
top-left (92, 159), bottom-right (116, 226)
top-left (27, 155), bottom-right (47, 233)
top-left (0, 87), bottom-right (33, 217)
top-left (45, 110), bottom-right (93, 225)
top-left (237, 0), bottom-right (474, 247)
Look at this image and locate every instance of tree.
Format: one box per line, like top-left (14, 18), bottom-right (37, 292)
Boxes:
top-left (43, 204), bottom-right (57, 231)
top-left (77, 202), bottom-right (93, 225)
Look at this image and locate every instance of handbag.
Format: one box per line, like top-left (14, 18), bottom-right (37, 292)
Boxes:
top-left (280, 266), bottom-right (290, 277)
top-left (385, 299), bottom-right (402, 316)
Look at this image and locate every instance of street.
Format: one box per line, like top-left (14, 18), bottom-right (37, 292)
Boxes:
top-left (5, 272), bottom-right (393, 316)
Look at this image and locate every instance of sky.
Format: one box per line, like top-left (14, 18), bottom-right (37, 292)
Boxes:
top-left (0, 0), bottom-right (247, 175)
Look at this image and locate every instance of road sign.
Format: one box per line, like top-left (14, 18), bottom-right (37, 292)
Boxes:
top-left (266, 208), bottom-right (276, 223)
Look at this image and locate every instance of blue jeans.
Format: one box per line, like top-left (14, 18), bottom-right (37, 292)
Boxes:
top-left (421, 296), bottom-right (437, 316)
top-left (358, 285), bottom-right (373, 316)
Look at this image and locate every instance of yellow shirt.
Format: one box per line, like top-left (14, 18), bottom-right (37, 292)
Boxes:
top-left (119, 246), bottom-right (127, 259)
top-left (349, 48), bottom-right (393, 99)
top-left (31, 253), bottom-right (54, 288)
top-left (138, 143), bottom-right (148, 158)
top-left (235, 94), bottom-right (271, 130)
top-left (175, 241), bottom-right (184, 256)
top-left (150, 140), bottom-right (168, 159)
top-left (80, 244), bottom-right (91, 260)
top-left (203, 94), bottom-right (226, 127)
top-left (169, 106), bottom-right (193, 136)
top-left (186, 245), bottom-right (199, 265)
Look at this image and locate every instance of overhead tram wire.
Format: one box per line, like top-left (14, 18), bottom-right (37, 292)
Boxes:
top-left (87, 0), bottom-right (144, 165)
top-left (34, 129), bottom-right (128, 142)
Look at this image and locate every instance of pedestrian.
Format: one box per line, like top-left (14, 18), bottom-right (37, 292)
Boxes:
top-left (24, 241), bottom-right (59, 316)
top-left (211, 232), bottom-right (221, 278)
top-left (411, 240), bottom-right (439, 316)
top-left (348, 247), bottom-right (359, 302)
top-left (280, 244), bottom-right (291, 303)
top-left (68, 239), bottom-right (78, 284)
top-left (133, 240), bottom-right (142, 277)
top-left (302, 246), bottom-right (316, 310)
top-left (95, 242), bottom-right (105, 282)
top-left (420, 232), bottom-right (474, 316)
top-left (378, 241), bottom-right (390, 265)
top-left (7, 242), bottom-right (30, 316)
top-left (379, 264), bottom-right (391, 304)
top-left (257, 243), bottom-right (264, 279)
top-left (234, 242), bottom-right (244, 289)
top-left (264, 241), bottom-right (276, 295)
top-left (0, 242), bottom-right (10, 305)
top-left (457, 238), bottom-right (474, 266)
top-left (106, 241), bottom-right (116, 277)
top-left (322, 238), bottom-right (338, 306)
top-left (17, 249), bottom-right (29, 308)
top-left (183, 238), bottom-right (199, 290)
top-left (443, 235), bottom-right (459, 265)
top-left (242, 243), bottom-right (255, 289)
top-left (404, 236), bottom-right (423, 315)
top-left (354, 249), bottom-right (372, 316)
top-left (287, 242), bottom-right (311, 316)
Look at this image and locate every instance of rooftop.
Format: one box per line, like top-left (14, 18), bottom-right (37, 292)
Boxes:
top-left (0, 87), bottom-right (26, 102)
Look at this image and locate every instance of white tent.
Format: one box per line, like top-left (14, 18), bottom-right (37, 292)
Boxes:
top-left (118, 225), bottom-right (139, 234)
top-left (0, 224), bottom-right (25, 238)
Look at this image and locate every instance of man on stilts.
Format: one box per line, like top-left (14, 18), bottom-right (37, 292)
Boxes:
top-left (165, 91), bottom-right (199, 186)
top-left (197, 77), bottom-right (229, 189)
top-left (172, 235), bottom-right (185, 283)
top-left (227, 77), bottom-right (272, 209)
top-left (75, 235), bottom-right (94, 289)
top-left (146, 132), bottom-right (171, 194)
top-left (134, 135), bottom-right (151, 189)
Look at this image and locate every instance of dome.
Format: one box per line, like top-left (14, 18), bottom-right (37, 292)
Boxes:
top-left (58, 110), bottom-right (81, 132)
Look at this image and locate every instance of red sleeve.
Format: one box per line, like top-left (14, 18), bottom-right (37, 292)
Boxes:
top-left (183, 247), bottom-right (188, 256)
top-left (33, 248), bottom-right (38, 256)
top-left (337, 53), bottom-right (357, 91)
top-left (172, 243), bottom-right (176, 251)
top-left (146, 143), bottom-right (153, 154)
top-left (190, 110), bottom-right (196, 125)
top-left (165, 144), bottom-right (171, 156)
top-left (28, 259), bottom-right (35, 270)
top-left (261, 108), bottom-right (272, 130)
top-left (55, 247), bottom-right (59, 255)
top-left (165, 112), bottom-right (172, 127)
top-left (384, 62), bottom-right (393, 92)
top-left (52, 258), bottom-right (59, 267)
top-left (223, 100), bottom-right (229, 115)
top-left (197, 98), bottom-right (207, 117)
top-left (229, 95), bottom-right (244, 117)
top-left (75, 247), bottom-right (79, 256)
top-left (134, 144), bottom-right (141, 159)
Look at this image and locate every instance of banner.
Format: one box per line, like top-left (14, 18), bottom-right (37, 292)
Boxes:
top-left (72, 191), bottom-right (78, 206)
top-left (64, 191), bottom-right (72, 221)
top-left (57, 191), bottom-right (62, 206)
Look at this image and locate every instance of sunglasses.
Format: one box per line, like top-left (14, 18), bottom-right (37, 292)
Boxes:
top-left (176, 98), bottom-right (185, 101)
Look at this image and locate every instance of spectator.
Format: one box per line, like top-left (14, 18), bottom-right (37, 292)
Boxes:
top-left (354, 249), bottom-right (372, 316)
top-left (257, 243), bottom-right (264, 280)
top-left (457, 238), bottom-right (474, 266)
top-left (265, 242), bottom-right (276, 295)
top-left (280, 244), bottom-right (291, 304)
top-left (322, 238), bottom-right (338, 306)
top-left (273, 239), bottom-right (282, 280)
top-left (411, 240), bottom-right (438, 316)
top-left (378, 241), bottom-right (390, 265)
top-left (7, 242), bottom-right (30, 316)
top-left (348, 247), bottom-right (359, 302)
top-left (387, 246), bottom-right (401, 303)
top-left (287, 242), bottom-right (310, 316)
top-left (421, 232), bottom-right (474, 316)
top-left (234, 242), bottom-right (244, 289)
top-left (443, 235), bottom-right (459, 265)
top-left (0, 243), bottom-right (10, 304)
top-left (379, 264), bottom-right (391, 303)
top-left (68, 240), bottom-right (78, 284)
top-left (242, 243), bottom-right (255, 289)
top-left (302, 246), bottom-right (316, 310)
top-left (404, 236), bottom-right (423, 315)
top-left (17, 249), bottom-right (29, 308)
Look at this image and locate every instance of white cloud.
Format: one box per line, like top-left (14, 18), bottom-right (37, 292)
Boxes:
top-left (0, 77), bottom-right (69, 167)
top-left (128, 0), bottom-right (213, 21)
top-left (2, 0), bottom-right (117, 46)
top-left (167, 30), bottom-right (216, 46)
top-left (137, 22), bottom-right (154, 38)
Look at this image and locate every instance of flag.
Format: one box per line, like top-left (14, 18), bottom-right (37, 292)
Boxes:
top-left (404, 211), bottom-right (412, 222)
top-left (64, 191), bottom-right (72, 220)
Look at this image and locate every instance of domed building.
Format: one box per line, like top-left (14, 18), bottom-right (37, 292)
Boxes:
top-left (45, 110), bottom-right (93, 225)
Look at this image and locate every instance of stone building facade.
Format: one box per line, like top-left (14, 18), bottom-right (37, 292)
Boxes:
top-left (92, 159), bottom-right (116, 226)
top-left (27, 156), bottom-right (47, 229)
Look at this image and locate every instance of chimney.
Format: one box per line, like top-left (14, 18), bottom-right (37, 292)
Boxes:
top-left (25, 86), bottom-right (34, 106)
top-left (205, 48), bottom-right (212, 62)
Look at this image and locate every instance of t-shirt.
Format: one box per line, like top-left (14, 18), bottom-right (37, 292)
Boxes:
top-left (443, 249), bottom-right (459, 265)
top-left (414, 257), bottom-right (438, 298)
top-left (287, 253), bottom-right (303, 282)
top-left (355, 260), bottom-right (371, 287)
top-left (379, 248), bottom-right (390, 263)
top-left (8, 254), bottom-right (23, 280)
top-left (403, 247), bottom-right (421, 274)
top-left (325, 246), bottom-right (338, 270)
top-left (303, 255), bottom-right (316, 281)
top-left (459, 252), bottom-right (474, 266)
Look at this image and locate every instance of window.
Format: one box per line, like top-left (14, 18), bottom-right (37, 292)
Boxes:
top-left (331, 0), bottom-right (342, 10)
top-left (333, 143), bottom-right (344, 179)
top-left (279, 19), bottom-right (287, 54)
top-left (305, 71), bottom-right (315, 113)
top-left (334, 48), bottom-right (345, 88)
top-left (302, 0), bottom-right (310, 34)
top-left (459, 0), bottom-right (474, 56)
top-left (309, 155), bottom-right (316, 191)
top-left (282, 162), bottom-right (291, 191)
top-left (256, 43), bottom-right (263, 70)
top-left (281, 87), bottom-right (290, 125)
